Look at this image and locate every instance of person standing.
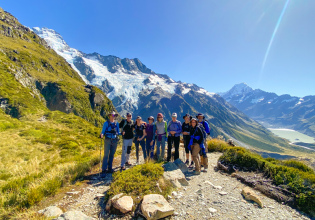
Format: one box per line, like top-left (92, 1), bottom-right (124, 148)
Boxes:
top-left (155, 113), bottom-right (168, 160)
top-left (119, 112), bottom-right (134, 170)
top-left (134, 116), bottom-right (147, 164)
top-left (100, 111), bottom-right (121, 174)
top-left (188, 118), bottom-right (204, 175)
top-left (167, 113), bottom-right (182, 162)
top-left (182, 114), bottom-right (193, 166)
top-left (145, 116), bottom-right (156, 160)
top-left (196, 113), bottom-right (209, 172)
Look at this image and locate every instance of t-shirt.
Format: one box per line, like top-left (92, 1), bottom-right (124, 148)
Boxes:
top-left (119, 119), bottom-right (134, 139)
top-left (134, 123), bottom-right (146, 138)
top-left (182, 122), bottom-right (191, 135)
top-left (145, 123), bottom-right (155, 140)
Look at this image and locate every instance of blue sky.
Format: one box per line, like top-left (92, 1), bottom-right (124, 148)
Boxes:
top-left (2, 0), bottom-right (315, 97)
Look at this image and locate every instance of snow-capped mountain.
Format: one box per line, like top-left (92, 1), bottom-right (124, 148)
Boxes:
top-left (32, 27), bottom-right (214, 117)
top-left (220, 83), bottom-right (315, 138)
top-left (32, 27), bottom-right (302, 153)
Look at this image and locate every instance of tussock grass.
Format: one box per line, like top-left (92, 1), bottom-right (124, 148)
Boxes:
top-left (208, 139), bottom-right (315, 217)
top-left (0, 111), bottom-right (109, 217)
top-left (106, 162), bottom-right (173, 203)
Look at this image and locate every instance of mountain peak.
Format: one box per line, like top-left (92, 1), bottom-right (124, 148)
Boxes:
top-left (221, 83), bottom-right (253, 98)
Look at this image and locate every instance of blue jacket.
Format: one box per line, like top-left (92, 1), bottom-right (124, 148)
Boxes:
top-left (101, 121), bottom-right (121, 139)
top-left (167, 120), bottom-right (182, 137)
top-left (199, 120), bottom-right (210, 135)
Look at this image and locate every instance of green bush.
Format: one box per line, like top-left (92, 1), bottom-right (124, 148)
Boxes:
top-left (106, 162), bottom-right (173, 201)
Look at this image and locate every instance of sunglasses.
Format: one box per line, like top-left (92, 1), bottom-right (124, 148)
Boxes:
top-left (127, 116), bottom-right (132, 117)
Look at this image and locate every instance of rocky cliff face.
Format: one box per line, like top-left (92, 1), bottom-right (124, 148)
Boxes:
top-left (220, 83), bottom-right (315, 138)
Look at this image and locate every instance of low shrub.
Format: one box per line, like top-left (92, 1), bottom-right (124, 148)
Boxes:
top-left (106, 162), bottom-right (173, 202)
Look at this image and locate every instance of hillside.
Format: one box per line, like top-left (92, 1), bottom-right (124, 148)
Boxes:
top-left (220, 83), bottom-right (315, 138)
top-left (31, 27), bottom-right (314, 157)
top-left (0, 7), bottom-right (118, 217)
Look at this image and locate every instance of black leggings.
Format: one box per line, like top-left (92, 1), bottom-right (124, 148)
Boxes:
top-left (183, 135), bottom-right (191, 154)
top-left (167, 136), bottom-right (180, 161)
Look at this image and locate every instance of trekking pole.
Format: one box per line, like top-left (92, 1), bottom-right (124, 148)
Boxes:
top-left (182, 137), bottom-right (185, 160)
top-left (99, 137), bottom-right (102, 177)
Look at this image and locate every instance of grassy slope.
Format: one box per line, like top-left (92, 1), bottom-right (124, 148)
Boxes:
top-left (0, 8), bottom-right (118, 217)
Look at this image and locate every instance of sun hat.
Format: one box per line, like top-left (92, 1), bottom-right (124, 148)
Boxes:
top-left (148, 116), bottom-right (154, 121)
top-left (109, 111), bottom-right (118, 117)
top-left (196, 113), bottom-right (205, 119)
top-left (183, 113), bottom-right (192, 120)
top-left (157, 113), bottom-right (163, 118)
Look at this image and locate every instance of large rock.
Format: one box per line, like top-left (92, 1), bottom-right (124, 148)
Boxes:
top-left (141, 194), bottom-right (174, 220)
top-left (106, 193), bottom-right (124, 212)
top-left (56, 210), bottom-right (95, 220)
top-left (163, 162), bottom-right (189, 188)
top-left (242, 187), bottom-right (263, 208)
top-left (113, 196), bottom-right (134, 214)
top-left (38, 206), bottom-right (63, 217)
top-left (174, 159), bottom-right (189, 173)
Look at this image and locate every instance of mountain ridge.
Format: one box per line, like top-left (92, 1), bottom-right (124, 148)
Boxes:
top-left (221, 83), bottom-right (315, 138)
top-left (31, 27), bottom-right (315, 156)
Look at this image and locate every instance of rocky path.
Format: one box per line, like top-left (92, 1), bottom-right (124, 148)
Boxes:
top-left (43, 147), bottom-right (312, 220)
top-left (168, 152), bottom-right (311, 220)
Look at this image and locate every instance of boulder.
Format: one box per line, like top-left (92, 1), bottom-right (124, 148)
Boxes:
top-left (106, 193), bottom-right (124, 212)
top-left (38, 206), bottom-right (63, 217)
top-left (163, 162), bottom-right (189, 188)
top-left (242, 187), bottom-right (263, 208)
top-left (141, 194), bottom-right (174, 220)
top-left (113, 196), bottom-right (134, 214)
top-left (56, 210), bottom-right (95, 220)
top-left (174, 159), bottom-right (189, 173)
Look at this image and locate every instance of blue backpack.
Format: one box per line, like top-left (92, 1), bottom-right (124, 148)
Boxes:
top-left (197, 123), bottom-right (207, 139)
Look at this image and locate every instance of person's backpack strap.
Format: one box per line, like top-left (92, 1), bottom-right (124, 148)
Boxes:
top-left (165, 121), bottom-right (168, 137)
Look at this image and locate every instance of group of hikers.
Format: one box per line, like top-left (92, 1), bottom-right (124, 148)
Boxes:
top-left (100, 111), bottom-right (211, 176)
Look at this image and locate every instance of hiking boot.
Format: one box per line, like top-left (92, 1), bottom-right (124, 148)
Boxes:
top-left (201, 164), bottom-right (204, 168)
top-left (120, 166), bottom-right (126, 171)
top-left (185, 159), bottom-right (189, 165)
top-left (125, 161), bottom-right (132, 166)
top-left (100, 170), bottom-right (107, 178)
top-left (202, 168), bottom-right (208, 173)
top-left (107, 169), bottom-right (114, 174)
top-left (190, 161), bottom-right (194, 167)
top-left (193, 171), bottom-right (201, 175)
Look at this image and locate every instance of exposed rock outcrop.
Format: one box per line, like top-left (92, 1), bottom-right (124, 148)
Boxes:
top-left (38, 206), bottom-right (63, 217)
top-left (141, 194), bottom-right (174, 220)
top-left (36, 82), bottom-right (72, 113)
top-left (163, 161), bottom-right (189, 188)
